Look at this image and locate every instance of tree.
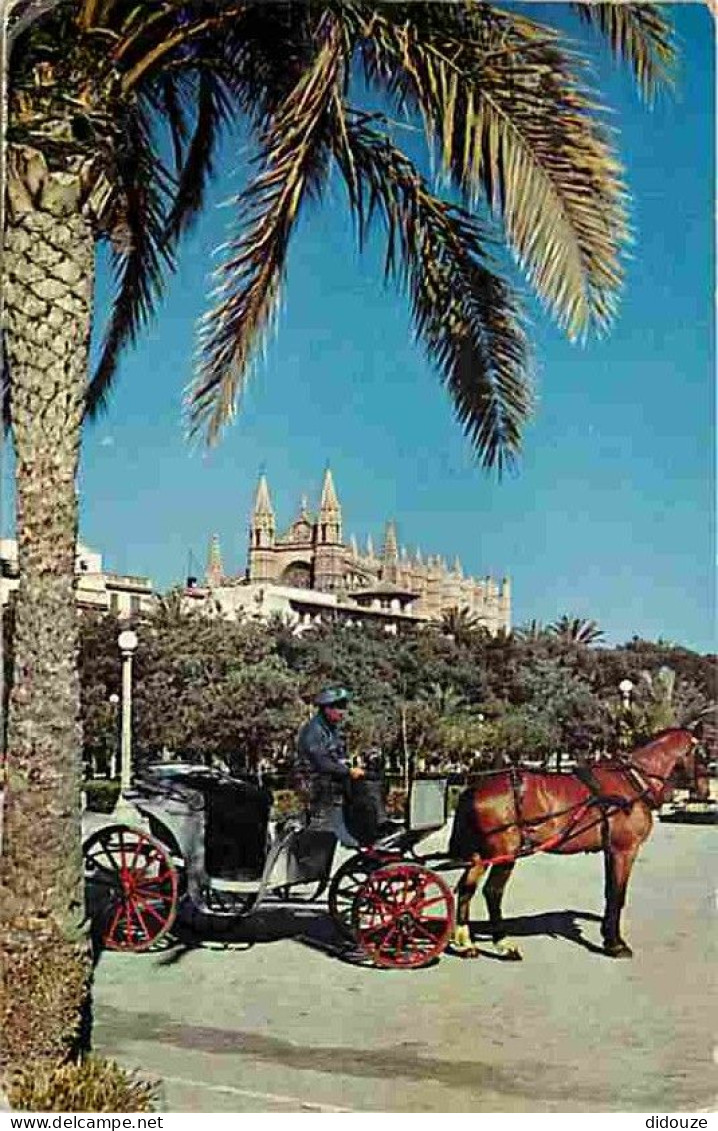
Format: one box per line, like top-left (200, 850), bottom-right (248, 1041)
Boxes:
top-left (439, 606), bottom-right (483, 647)
top-left (549, 615), bottom-right (606, 647)
top-left (0, 0), bottom-right (675, 1078)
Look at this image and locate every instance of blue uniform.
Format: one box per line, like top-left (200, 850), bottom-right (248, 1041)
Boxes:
top-left (297, 711), bottom-right (350, 804)
top-left (296, 711), bottom-right (356, 844)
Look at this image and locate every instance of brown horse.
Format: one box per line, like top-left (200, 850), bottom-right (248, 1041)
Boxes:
top-left (448, 728), bottom-right (707, 960)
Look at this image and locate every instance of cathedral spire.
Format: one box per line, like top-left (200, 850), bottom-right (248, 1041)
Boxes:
top-left (250, 472), bottom-right (275, 550)
top-left (206, 534), bottom-right (224, 587)
top-left (382, 520), bottom-right (399, 563)
top-left (381, 520), bottom-right (399, 584)
top-left (319, 466), bottom-right (341, 515)
top-left (318, 466), bottom-right (342, 544)
top-left (253, 472), bottom-right (274, 518)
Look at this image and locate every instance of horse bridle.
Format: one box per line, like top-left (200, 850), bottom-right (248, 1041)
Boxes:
top-left (618, 762), bottom-right (669, 808)
top-left (618, 738), bottom-right (700, 809)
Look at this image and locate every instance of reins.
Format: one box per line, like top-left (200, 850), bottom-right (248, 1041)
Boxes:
top-left (447, 759), bottom-right (666, 871)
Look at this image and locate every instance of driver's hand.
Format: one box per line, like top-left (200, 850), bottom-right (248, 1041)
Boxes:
top-left (349, 766), bottom-right (365, 780)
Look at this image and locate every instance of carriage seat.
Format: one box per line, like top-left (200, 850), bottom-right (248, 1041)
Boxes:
top-left (199, 774), bottom-right (273, 880)
top-left (343, 776), bottom-right (389, 846)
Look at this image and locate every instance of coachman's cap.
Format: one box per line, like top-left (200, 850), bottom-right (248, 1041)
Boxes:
top-left (315, 686), bottom-right (352, 707)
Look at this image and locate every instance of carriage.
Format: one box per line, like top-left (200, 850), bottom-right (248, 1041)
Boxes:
top-left (83, 763), bottom-right (458, 969)
top-left (83, 727), bottom-right (705, 966)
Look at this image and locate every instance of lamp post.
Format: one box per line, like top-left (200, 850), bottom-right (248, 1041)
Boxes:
top-left (113, 629), bottom-right (138, 819)
top-left (618, 678), bottom-right (634, 751)
top-left (108, 692), bottom-right (119, 779)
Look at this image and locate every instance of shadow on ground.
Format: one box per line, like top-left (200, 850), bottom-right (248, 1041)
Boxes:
top-left (466, 908), bottom-right (606, 957)
top-left (91, 897), bottom-right (606, 969)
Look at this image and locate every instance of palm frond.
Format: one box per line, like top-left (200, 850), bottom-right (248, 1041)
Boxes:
top-left (349, 6), bottom-right (629, 341)
top-left (85, 100), bottom-right (176, 419)
top-left (187, 13), bottom-right (344, 445)
top-left (331, 111), bottom-right (534, 472)
top-left (162, 69), bottom-right (233, 243)
top-left (217, 2), bottom-right (318, 130)
top-left (114, 1), bottom-right (248, 93)
top-left (571, 3), bottom-right (676, 101)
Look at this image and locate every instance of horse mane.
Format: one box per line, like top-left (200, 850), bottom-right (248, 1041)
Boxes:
top-left (647, 726), bottom-right (693, 740)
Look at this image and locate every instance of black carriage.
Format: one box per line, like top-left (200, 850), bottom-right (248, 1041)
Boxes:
top-left (83, 764), bottom-right (456, 968)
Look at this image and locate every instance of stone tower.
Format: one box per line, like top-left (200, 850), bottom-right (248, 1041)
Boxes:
top-left (206, 534), bottom-right (224, 587)
top-left (248, 473), bottom-right (276, 582)
top-left (380, 519), bottom-right (399, 585)
top-left (313, 467), bottom-right (344, 592)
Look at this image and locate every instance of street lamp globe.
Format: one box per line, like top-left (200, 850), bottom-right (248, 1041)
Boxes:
top-left (117, 629), bottom-right (138, 654)
top-left (619, 679), bottom-right (634, 696)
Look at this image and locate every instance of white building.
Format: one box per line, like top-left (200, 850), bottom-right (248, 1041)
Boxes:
top-left (0, 538), bottom-right (155, 619)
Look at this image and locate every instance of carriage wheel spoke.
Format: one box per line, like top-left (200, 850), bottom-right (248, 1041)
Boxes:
top-left (130, 901), bottom-right (152, 941)
top-left (117, 829), bottom-right (129, 871)
top-left (105, 901), bottom-right (124, 947)
top-left (376, 923), bottom-right (399, 958)
top-left (409, 918), bottom-right (444, 943)
top-left (410, 892), bottom-right (449, 915)
top-left (127, 833), bottom-right (145, 874)
top-left (360, 915), bottom-right (396, 935)
top-left (92, 842), bottom-right (122, 875)
top-left (131, 893), bottom-right (171, 925)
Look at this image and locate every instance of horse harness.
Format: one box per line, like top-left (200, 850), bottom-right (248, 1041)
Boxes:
top-left (497, 757), bottom-right (669, 861)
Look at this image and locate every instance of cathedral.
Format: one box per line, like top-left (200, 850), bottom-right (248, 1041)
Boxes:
top-left (199, 468), bottom-right (510, 634)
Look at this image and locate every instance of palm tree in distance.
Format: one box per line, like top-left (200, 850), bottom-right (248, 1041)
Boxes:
top-left (549, 614), bottom-right (606, 646)
top-left (1, 0), bottom-right (674, 1075)
top-left (440, 605), bottom-right (484, 646)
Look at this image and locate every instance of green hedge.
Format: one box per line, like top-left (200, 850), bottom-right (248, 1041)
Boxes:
top-left (83, 779), bottom-right (120, 813)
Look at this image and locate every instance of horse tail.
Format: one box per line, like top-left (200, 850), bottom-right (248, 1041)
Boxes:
top-left (449, 786), bottom-right (480, 861)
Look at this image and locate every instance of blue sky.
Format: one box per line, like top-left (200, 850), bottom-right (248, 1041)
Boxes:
top-left (40, 3), bottom-right (715, 652)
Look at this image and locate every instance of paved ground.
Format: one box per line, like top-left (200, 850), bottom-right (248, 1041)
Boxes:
top-left (92, 820), bottom-right (717, 1113)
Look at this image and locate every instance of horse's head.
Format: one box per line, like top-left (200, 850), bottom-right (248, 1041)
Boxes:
top-left (630, 728), bottom-right (710, 804)
top-left (664, 729), bottom-right (710, 801)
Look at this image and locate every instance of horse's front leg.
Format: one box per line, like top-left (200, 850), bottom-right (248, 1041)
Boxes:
top-left (602, 845), bottom-right (639, 958)
top-left (452, 857), bottom-right (484, 957)
top-left (484, 861), bottom-right (522, 961)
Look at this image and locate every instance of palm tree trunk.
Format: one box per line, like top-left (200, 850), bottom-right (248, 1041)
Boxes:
top-left (0, 147), bottom-right (93, 1076)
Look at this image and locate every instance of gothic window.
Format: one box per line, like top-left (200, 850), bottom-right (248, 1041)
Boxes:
top-left (281, 561), bottom-right (312, 589)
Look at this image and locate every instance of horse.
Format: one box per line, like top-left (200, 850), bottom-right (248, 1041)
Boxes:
top-left (448, 728), bottom-right (707, 960)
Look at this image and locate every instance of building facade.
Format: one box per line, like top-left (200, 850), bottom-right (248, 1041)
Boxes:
top-left (0, 538), bottom-right (155, 619)
top-left (194, 470), bottom-right (510, 633)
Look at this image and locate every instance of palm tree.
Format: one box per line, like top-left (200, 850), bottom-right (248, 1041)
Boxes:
top-left (549, 615), bottom-right (606, 646)
top-left (439, 605), bottom-right (483, 646)
top-left (515, 619), bottom-right (548, 642)
top-left (0, 0), bottom-right (674, 1075)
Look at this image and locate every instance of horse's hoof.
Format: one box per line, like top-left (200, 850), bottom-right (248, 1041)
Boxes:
top-left (604, 941), bottom-right (633, 959)
top-left (450, 944), bottom-right (480, 960)
top-left (494, 939), bottom-right (523, 962)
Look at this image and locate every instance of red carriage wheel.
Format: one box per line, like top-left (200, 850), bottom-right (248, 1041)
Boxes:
top-left (83, 825), bottom-right (179, 952)
top-left (327, 852), bottom-right (384, 940)
top-left (351, 862), bottom-right (454, 969)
